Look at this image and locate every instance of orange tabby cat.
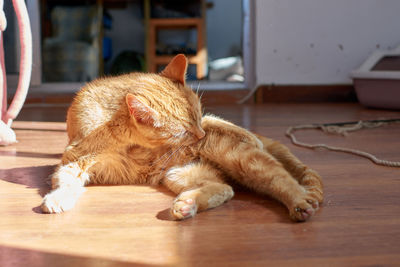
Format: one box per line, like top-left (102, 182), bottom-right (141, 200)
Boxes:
top-left (41, 54), bottom-right (323, 222)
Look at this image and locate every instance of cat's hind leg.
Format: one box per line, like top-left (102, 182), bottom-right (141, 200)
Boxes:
top-left (163, 162), bottom-right (234, 220)
top-left (198, 121), bottom-right (322, 221)
top-left (256, 135), bottom-right (323, 205)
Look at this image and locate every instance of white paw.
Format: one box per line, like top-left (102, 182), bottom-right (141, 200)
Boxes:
top-left (41, 187), bottom-right (84, 213)
top-left (171, 198), bottom-right (198, 220)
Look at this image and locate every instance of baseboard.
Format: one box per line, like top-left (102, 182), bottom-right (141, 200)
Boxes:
top-left (256, 84), bottom-right (357, 103)
top-left (199, 89), bottom-right (252, 105)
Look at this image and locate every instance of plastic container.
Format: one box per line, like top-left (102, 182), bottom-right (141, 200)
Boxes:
top-left (351, 45), bottom-right (400, 110)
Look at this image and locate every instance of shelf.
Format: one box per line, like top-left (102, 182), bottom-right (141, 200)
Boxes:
top-left (150, 18), bottom-right (203, 28)
top-left (145, 0), bottom-right (207, 79)
top-left (153, 54), bottom-right (204, 65)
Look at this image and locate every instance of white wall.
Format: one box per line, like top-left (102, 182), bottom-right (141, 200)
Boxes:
top-left (255, 0), bottom-right (400, 85)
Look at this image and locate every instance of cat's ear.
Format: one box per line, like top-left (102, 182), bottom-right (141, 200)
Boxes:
top-left (125, 93), bottom-right (160, 127)
top-left (160, 54), bottom-right (188, 85)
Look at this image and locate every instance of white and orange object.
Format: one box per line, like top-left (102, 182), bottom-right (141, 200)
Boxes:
top-left (0, 0), bottom-right (32, 145)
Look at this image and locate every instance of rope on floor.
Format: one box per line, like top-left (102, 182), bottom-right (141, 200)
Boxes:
top-left (286, 119), bottom-right (400, 168)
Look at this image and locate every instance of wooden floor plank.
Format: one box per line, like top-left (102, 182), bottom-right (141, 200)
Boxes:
top-left (1, 103), bottom-right (399, 266)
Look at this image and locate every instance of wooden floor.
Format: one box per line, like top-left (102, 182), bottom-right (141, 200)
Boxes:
top-left (1, 102), bottom-right (400, 267)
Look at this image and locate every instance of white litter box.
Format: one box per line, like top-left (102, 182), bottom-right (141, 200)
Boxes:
top-left (351, 45), bottom-right (400, 110)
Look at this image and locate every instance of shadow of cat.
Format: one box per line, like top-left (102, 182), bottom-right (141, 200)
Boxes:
top-left (0, 164), bottom-right (55, 196)
top-left (0, 164), bottom-right (56, 214)
top-left (0, 150), bottom-right (63, 159)
top-left (156, 186), bottom-right (292, 223)
top-left (0, 165), bottom-right (292, 222)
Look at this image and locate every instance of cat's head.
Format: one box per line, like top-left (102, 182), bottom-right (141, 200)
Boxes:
top-left (125, 54), bottom-right (205, 148)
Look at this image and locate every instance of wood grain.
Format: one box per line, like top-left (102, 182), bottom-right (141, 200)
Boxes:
top-left (1, 103), bottom-right (400, 267)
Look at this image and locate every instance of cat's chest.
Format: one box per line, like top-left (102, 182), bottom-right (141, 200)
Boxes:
top-left (125, 145), bottom-right (196, 180)
top-left (126, 145), bottom-right (158, 166)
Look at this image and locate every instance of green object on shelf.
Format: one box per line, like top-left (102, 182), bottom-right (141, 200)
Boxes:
top-left (110, 51), bottom-right (145, 75)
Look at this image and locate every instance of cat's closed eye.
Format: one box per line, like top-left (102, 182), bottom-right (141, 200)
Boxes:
top-left (182, 127), bottom-right (205, 145)
top-left (191, 127), bottom-right (205, 140)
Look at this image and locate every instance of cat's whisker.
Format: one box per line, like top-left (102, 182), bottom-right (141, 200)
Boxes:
top-left (199, 89), bottom-right (205, 101)
top-left (158, 144), bottom-right (184, 177)
top-left (196, 83), bottom-right (201, 95)
top-left (151, 144), bottom-right (183, 168)
top-left (154, 143), bottom-right (184, 167)
top-left (151, 148), bottom-right (176, 166)
top-left (162, 144), bottom-right (184, 167)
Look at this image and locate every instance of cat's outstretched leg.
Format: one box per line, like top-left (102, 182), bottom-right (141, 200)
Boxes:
top-left (201, 142), bottom-right (318, 221)
top-left (257, 135), bottom-right (323, 205)
top-left (163, 162), bottom-right (234, 220)
top-left (41, 157), bottom-right (94, 213)
top-left (199, 116), bottom-right (322, 222)
top-left (42, 125), bottom-right (115, 213)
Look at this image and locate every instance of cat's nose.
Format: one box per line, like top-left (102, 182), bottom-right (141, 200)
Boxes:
top-left (194, 127), bottom-right (205, 140)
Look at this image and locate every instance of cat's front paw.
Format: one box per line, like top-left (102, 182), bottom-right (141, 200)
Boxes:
top-left (41, 188), bottom-right (83, 213)
top-left (171, 198), bottom-right (198, 220)
top-left (290, 198), bottom-right (319, 222)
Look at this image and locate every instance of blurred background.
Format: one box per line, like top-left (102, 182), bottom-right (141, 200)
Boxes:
top-left (4, 0), bottom-right (400, 106)
top-left (5, 0), bottom-right (245, 87)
